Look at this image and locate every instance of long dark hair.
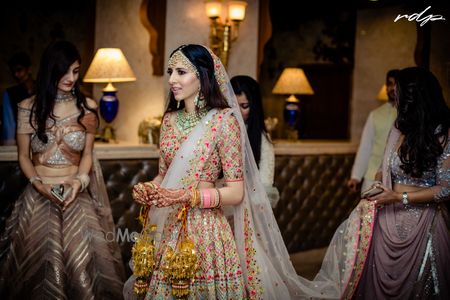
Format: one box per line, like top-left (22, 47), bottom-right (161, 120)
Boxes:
top-left (32, 40), bottom-right (97, 143)
top-left (231, 75), bottom-right (268, 167)
top-left (395, 67), bottom-right (450, 177)
top-left (165, 44), bottom-right (229, 113)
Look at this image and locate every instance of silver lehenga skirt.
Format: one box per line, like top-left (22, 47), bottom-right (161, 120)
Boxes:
top-left (0, 184), bottom-right (125, 299)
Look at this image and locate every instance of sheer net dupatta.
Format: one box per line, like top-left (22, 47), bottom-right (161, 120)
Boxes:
top-left (89, 155), bottom-right (126, 280)
top-left (206, 46), bottom-right (377, 299)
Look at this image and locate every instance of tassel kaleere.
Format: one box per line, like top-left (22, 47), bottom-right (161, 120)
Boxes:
top-left (132, 206), bottom-right (157, 295)
top-left (162, 204), bottom-right (198, 299)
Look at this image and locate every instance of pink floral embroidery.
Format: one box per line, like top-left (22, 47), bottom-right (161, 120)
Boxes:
top-left (244, 208), bottom-right (263, 299)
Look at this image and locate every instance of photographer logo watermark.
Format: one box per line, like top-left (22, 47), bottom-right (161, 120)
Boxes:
top-left (394, 6), bottom-right (445, 27)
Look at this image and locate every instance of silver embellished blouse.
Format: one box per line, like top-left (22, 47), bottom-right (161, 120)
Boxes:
top-left (390, 139), bottom-right (450, 202)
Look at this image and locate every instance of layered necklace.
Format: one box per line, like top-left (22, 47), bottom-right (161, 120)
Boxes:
top-left (55, 92), bottom-right (76, 103)
top-left (175, 108), bottom-right (208, 135)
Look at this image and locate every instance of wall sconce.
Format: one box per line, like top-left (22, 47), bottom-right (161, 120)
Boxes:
top-left (272, 68), bottom-right (314, 139)
top-left (83, 48), bottom-right (136, 142)
top-left (376, 84), bottom-right (388, 101)
top-left (205, 0), bottom-right (247, 68)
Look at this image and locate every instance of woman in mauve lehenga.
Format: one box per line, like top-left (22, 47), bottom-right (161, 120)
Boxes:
top-left (0, 40), bottom-right (125, 299)
top-left (352, 67), bottom-right (450, 299)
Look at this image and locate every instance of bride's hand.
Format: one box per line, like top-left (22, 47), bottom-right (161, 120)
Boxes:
top-left (132, 183), bottom-right (151, 206)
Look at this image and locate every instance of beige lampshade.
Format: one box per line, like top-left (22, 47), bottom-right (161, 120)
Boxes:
top-left (83, 48), bottom-right (136, 83)
top-left (228, 1), bottom-right (247, 21)
top-left (205, 0), bottom-right (222, 19)
top-left (377, 84), bottom-right (388, 101)
top-left (272, 68), bottom-right (314, 95)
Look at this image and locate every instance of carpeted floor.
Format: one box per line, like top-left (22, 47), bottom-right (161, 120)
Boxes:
top-left (290, 247), bottom-right (328, 280)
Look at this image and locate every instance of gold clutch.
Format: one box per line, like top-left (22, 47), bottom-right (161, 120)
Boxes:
top-left (361, 186), bottom-right (383, 198)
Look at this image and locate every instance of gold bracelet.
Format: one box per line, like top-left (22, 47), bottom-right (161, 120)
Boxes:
top-left (190, 189), bottom-right (200, 208)
top-left (214, 188), bottom-right (221, 208)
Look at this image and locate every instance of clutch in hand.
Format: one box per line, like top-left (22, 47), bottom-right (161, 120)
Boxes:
top-left (51, 184), bottom-right (73, 202)
top-left (361, 185), bottom-right (383, 198)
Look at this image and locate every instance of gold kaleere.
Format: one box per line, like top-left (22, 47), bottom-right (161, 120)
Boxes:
top-left (132, 206), bottom-right (157, 295)
top-left (162, 205), bottom-right (198, 299)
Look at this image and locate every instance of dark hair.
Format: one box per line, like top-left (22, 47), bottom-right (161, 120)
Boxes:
top-left (8, 52), bottom-right (31, 71)
top-left (386, 69), bottom-right (400, 82)
top-left (395, 67), bottom-right (450, 177)
top-left (165, 44), bottom-right (229, 113)
top-left (231, 75), bottom-right (268, 167)
top-left (32, 40), bottom-right (97, 143)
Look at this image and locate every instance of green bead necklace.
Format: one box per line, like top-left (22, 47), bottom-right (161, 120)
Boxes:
top-left (175, 108), bottom-right (208, 135)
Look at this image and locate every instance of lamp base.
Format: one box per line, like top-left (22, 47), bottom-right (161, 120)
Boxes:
top-left (95, 124), bottom-right (116, 143)
top-left (284, 100), bottom-right (300, 140)
top-left (103, 124), bottom-right (116, 142)
top-left (286, 127), bottom-right (298, 140)
top-left (97, 84), bottom-right (119, 143)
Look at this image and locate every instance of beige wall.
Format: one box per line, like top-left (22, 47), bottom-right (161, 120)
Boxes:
top-left (94, 0), bottom-right (259, 143)
top-left (430, 6), bottom-right (450, 106)
top-left (94, 2), bottom-right (431, 144)
top-left (350, 6), bottom-right (416, 142)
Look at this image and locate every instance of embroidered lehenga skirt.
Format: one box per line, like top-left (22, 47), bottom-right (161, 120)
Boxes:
top-left (145, 206), bottom-right (246, 299)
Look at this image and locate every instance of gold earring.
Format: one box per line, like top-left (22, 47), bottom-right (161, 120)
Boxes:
top-left (177, 100), bottom-right (181, 109)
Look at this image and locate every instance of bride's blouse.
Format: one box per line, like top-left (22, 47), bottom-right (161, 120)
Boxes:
top-left (158, 108), bottom-right (243, 183)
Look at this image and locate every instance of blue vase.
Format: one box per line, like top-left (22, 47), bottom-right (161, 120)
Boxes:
top-left (99, 91), bottom-right (119, 123)
top-left (284, 101), bottom-right (299, 127)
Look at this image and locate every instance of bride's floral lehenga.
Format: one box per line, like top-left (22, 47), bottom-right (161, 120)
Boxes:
top-left (145, 108), bottom-right (250, 299)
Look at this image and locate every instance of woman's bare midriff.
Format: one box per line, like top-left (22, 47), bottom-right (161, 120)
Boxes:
top-left (35, 165), bottom-right (78, 184)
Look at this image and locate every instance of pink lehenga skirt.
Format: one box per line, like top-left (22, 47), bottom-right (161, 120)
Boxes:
top-left (143, 206), bottom-right (246, 300)
top-left (0, 184), bottom-right (125, 299)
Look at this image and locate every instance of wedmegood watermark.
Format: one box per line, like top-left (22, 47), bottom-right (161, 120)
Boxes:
top-left (83, 228), bottom-right (140, 243)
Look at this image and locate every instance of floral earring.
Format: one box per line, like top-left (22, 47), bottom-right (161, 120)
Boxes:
top-left (195, 92), bottom-right (206, 109)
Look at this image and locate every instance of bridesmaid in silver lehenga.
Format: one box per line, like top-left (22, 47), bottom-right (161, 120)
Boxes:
top-left (0, 40), bottom-right (125, 299)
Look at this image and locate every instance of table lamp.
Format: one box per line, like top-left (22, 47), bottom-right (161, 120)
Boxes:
top-left (83, 48), bottom-right (136, 142)
top-left (377, 84), bottom-right (388, 101)
top-left (272, 68), bottom-right (314, 139)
